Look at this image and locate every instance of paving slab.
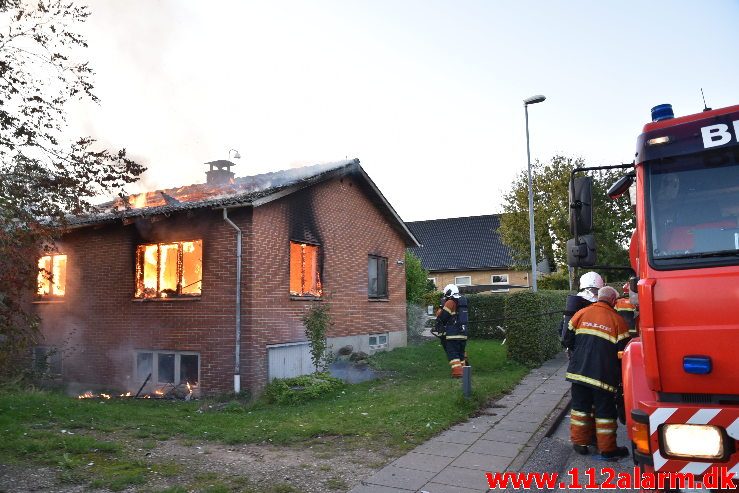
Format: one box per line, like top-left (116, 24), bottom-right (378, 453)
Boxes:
top-left (418, 482), bottom-right (483, 493)
top-left (434, 429), bottom-right (483, 445)
top-left (430, 465), bottom-right (492, 490)
top-left (363, 466), bottom-right (437, 491)
top-left (412, 439), bottom-right (469, 458)
top-left (493, 418), bottom-right (543, 433)
top-left (350, 484), bottom-right (413, 493)
top-left (391, 452), bottom-right (455, 473)
top-left (480, 428), bottom-right (534, 444)
top-left (466, 439), bottom-right (523, 458)
top-left (450, 451), bottom-right (512, 471)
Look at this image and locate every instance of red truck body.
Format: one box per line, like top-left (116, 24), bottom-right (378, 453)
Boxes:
top-left (622, 104), bottom-right (739, 476)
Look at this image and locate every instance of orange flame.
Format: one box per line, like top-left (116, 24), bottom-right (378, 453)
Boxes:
top-left (129, 193), bottom-right (147, 209)
top-left (77, 391), bottom-right (94, 399)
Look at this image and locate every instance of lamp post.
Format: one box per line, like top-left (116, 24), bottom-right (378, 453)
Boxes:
top-left (524, 94), bottom-right (546, 292)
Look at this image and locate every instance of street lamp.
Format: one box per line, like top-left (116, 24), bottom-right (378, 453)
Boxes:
top-left (524, 94), bottom-right (546, 292)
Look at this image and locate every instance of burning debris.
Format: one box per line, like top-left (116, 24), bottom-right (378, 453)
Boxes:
top-left (76, 383), bottom-right (196, 400)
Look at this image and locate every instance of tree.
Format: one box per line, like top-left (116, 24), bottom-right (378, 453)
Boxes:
top-left (498, 155), bottom-right (634, 282)
top-left (405, 251), bottom-right (430, 305)
top-left (0, 1), bottom-right (145, 376)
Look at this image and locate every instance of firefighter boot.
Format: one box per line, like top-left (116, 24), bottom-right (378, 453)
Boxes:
top-left (595, 417), bottom-right (627, 459)
top-left (450, 359), bottom-right (463, 378)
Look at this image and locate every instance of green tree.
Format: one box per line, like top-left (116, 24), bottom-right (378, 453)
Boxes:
top-left (498, 155), bottom-right (634, 280)
top-left (0, 1), bottom-right (145, 376)
top-left (405, 251), bottom-right (430, 304)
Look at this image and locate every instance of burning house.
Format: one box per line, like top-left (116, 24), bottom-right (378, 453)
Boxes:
top-left (33, 159), bottom-right (418, 395)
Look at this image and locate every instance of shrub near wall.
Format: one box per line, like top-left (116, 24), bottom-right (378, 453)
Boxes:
top-left (504, 290), bottom-right (569, 366)
top-left (467, 294), bottom-right (506, 339)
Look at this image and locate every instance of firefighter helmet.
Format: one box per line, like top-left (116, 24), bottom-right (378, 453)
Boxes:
top-left (442, 284), bottom-right (460, 298)
top-left (579, 271), bottom-right (604, 290)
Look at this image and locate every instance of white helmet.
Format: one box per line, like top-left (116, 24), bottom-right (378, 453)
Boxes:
top-left (579, 271), bottom-right (604, 290)
top-left (442, 284), bottom-right (460, 298)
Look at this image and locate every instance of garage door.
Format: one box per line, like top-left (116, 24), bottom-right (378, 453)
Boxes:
top-left (267, 342), bottom-right (315, 380)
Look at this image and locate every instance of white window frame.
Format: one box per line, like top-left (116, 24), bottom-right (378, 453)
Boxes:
top-left (369, 333), bottom-right (388, 350)
top-left (454, 275), bottom-right (472, 287)
top-left (427, 277), bottom-right (437, 288)
top-left (491, 273), bottom-right (510, 292)
top-left (134, 350), bottom-right (200, 387)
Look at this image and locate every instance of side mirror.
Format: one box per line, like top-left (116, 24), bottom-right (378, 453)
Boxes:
top-left (608, 173), bottom-right (635, 200)
top-left (567, 234), bottom-right (597, 267)
top-left (570, 176), bottom-right (593, 235)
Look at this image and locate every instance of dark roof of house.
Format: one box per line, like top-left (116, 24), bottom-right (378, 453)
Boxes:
top-left (68, 159), bottom-right (419, 246)
top-left (406, 215), bottom-right (515, 272)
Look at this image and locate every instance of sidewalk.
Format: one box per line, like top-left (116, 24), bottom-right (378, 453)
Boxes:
top-left (350, 353), bottom-right (570, 493)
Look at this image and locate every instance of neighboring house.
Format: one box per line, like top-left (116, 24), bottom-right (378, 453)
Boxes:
top-left (32, 159), bottom-right (418, 395)
top-left (406, 214), bottom-right (533, 293)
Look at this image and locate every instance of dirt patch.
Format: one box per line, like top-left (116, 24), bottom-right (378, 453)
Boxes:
top-left (0, 437), bottom-right (396, 492)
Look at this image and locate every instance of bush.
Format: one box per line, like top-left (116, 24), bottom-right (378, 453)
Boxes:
top-left (538, 270), bottom-right (571, 290)
top-left (504, 290), bottom-right (569, 366)
top-left (467, 293), bottom-right (506, 339)
top-left (263, 373), bottom-right (345, 405)
top-left (302, 304), bottom-right (331, 371)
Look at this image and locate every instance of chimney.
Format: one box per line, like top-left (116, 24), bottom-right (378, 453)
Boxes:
top-left (205, 160), bottom-right (236, 185)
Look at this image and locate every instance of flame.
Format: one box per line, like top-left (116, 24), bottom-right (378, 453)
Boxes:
top-left (129, 193), bottom-right (147, 209)
top-left (78, 391), bottom-right (94, 399)
top-left (154, 388), bottom-right (164, 396)
top-left (119, 392), bottom-right (132, 397)
top-left (100, 393), bottom-right (111, 400)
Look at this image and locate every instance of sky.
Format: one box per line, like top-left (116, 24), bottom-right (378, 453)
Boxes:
top-left (70, 0), bottom-right (739, 221)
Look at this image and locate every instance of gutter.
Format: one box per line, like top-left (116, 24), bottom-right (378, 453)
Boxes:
top-left (222, 208), bottom-right (242, 393)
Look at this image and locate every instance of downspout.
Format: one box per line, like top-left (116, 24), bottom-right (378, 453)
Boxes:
top-left (222, 208), bottom-right (242, 393)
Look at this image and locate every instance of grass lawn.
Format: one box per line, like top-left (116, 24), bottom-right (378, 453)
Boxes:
top-left (0, 340), bottom-right (527, 490)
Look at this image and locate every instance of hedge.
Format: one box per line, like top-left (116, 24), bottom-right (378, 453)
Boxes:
top-left (503, 290), bottom-right (569, 366)
top-left (467, 293), bottom-right (507, 339)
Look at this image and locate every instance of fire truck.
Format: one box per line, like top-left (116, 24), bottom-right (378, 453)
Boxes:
top-left (567, 103), bottom-right (739, 480)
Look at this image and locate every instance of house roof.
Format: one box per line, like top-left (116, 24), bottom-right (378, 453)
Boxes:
top-left (406, 215), bottom-right (515, 272)
top-left (68, 159), bottom-right (419, 246)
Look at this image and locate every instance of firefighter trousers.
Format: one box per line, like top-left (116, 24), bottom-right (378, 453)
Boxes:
top-left (570, 383), bottom-right (618, 453)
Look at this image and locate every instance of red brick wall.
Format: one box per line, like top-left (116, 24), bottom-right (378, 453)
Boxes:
top-left (244, 175), bottom-right (408, 389)
top-left (34, 173), bottom-right (408, 394)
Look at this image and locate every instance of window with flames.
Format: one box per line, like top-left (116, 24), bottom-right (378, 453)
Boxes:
top-left (289, 241), bottom-right (322, 297)
top-left (135, 240), bottom-right (202, 298)
top-left (37, 254), bottom-right (67, 297)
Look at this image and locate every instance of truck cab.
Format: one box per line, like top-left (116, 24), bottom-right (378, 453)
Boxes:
top-left (570, 103), bottom-right (739, 479)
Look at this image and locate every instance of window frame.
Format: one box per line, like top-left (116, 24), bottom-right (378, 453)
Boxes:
top-left (491, 273), bottom-right (510, 292)
top-left (427, 277), bottom-right (437, 289)
top-left (134, 240), bottom-right (203, 299)
top-left (134, 350), bottom-right (200, 387)
top-left (33, 345), bottom-right (62, 376)
top-left (369, 333), bottom-right (389, 350)
top-left (368, 255), bottom-right (389, 299)
top-left (454, 275), bottom-right (472, 287)
top-left (289, 240), bottom-right (323, 298)
top-left (37, 253), bottom-right (67, 298)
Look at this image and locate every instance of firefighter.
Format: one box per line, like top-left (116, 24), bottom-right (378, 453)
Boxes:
top-left (563, 286), bottom-right (630, 459)
top-left (560, 271), bottom-right (604, 350)
top-left (614, 283), bottom-right (636, 335)
top-left (431, 284), bottom-right (469, 378)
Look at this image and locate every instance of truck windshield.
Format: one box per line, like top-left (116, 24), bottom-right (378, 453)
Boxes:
top-left (647, 148), bottom-right (739, 269)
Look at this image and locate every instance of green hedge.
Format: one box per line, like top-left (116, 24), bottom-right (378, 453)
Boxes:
top-left (503, 290), bottom-right (569, 366)
top-left (467, 293), bottom-right (506, 339)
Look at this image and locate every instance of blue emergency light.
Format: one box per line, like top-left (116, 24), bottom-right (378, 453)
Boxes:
top-left (683, 355), bottom-right (712, 375)
top-left (651, 104), bottom-right (674, 122)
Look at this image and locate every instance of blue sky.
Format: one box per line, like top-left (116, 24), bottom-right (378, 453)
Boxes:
top-left (73, 0), bottom-right (739, 221)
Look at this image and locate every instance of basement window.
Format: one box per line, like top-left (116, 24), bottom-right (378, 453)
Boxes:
top-left (37, 254), bottom-right (67, 297)
top-left (135, 351), bottom-right (199, 386)
top-left (33, 346), bottom-right (62, 376)
top-left (369, 334), bottom-right (388, 350)
top-left (135, 240), bottom-right (202, 298)
top-left (368, 255), bottom-right (388, 299)
top-left (290, 241), bottom-right (322, 297)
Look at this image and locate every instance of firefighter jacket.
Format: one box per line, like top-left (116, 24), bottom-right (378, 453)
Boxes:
top-left (560, 293), bottom-right (593, 342)
top-left (615, 297), bottom-right (636, 335)
top-left (564, 301), bottom-right (630, 393)
top-left (433, 296), bottom-right (468, 340)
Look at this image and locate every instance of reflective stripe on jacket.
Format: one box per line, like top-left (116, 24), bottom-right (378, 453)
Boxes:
top-left (565, 301), bottom-right (630, 393)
